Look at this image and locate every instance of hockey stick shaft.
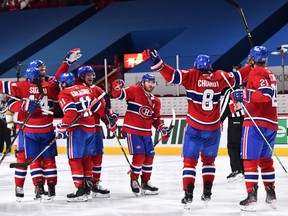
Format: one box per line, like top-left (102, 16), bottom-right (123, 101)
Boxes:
top-left (9, 92), bottom-right (107, 168)
top-left (105, 109), bottom-right (141, 191)
top-left (154, 108), bottom-right (176, 147)
top-left (9, 136), bottom-right (58, 168)
top-left (225, 0), bottom-right (254, 47)
top-left (221, 72), bottom-right (287, 173)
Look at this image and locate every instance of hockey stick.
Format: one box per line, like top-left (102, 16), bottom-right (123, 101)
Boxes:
top-left (0, 79), bottom-right (44, 165)
top-left (154, 108), bottom-right (176, 147)
top-left (105, 109), bottom-right (141, 194)
top-left (221, 72), bottom-right (287, 173)
top-left (225, 0), bottom-right (254, 47)
top-left (9, 92), bottom-right (106, 168)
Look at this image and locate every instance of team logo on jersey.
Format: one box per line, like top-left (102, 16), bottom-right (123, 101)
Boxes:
top-left (139, 105), bottom-right (153, 119)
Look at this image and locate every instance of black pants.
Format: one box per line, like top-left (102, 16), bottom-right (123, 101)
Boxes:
top-left (0, 123), bottom-right (11, 153)
top-left (227, 116), bottom-right (244, 172)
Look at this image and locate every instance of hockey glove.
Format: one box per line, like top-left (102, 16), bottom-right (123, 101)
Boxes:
top-left (233, 89), bottom-right (251, 103)
top-left (56, 123), bottom-right (68, 139)
top-left (106, 120), bottom-right (117, 133)
top-left (112, 79), bottom-right (125, 91)
top-left (232, 89), bottom-right (243, 102)
top-left (23, 99), bottom-right (37, 114)
top-left (107, 109), bottom-right (119, 123)
top-left (242, 89), bottom-right (251, 103)
top-left (142, 49), bottom-right (164, 71)
top-left (106, 109), bottom-right (119, 133)
top-left (63, 48), bottom-right (82, 65)
top-left (158, 124), bottom-right (171, 141)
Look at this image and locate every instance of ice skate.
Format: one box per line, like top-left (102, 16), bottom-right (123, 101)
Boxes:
top-left (201, 181), bottom-right (212, 203)
top-left (42, 180), bottom-right (56, 202)
top-left (181, 184), bottom-right (194, 210)
top-left (130, 180), bottom-right (140, 196)
top-left (67, 186), bottom-right (88, 202)
top-left (239, 185), bottom-right (258, 212)
top-left (227, 170), bottom-right (244, 182)
top-left (265, 184), bottom-right (276, 209)
top-left (141, 178), bottom-right (158, 195)
top-left (34, 180), bottom-right (46, 201)
top-left (91, 181), bottom-right (110, 198)
top-left (84, 179), bottom-right (93, 196)
top-left (15, 187), bottom-right (24, 202)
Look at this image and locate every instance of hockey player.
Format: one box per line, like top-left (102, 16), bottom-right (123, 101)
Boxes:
top-left (142, 49), bottom-right (251, 208)
top-left (6, 66), bottom-right (59, 201)
top-left (55, 49), bottom-right (116, 198)
top-left (232, 46), bottom-right (278, 211)
top-left (56, 72), bottom-right (115, 202)
top-left (111, 74), bottom-right (170, 196)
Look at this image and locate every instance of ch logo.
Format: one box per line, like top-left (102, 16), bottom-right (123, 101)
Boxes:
top-left (139, 105), bottom-right (153, 119)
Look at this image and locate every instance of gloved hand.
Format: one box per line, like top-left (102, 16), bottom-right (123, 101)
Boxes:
top-left (142, 49), bottom-right (164, 71)
top-left (63, 48), bottom-right (82, 65)
top-left (106, 120), bottom-right (117, 133)
top-left (112, 79), bottom-right (125, 91)
top-left (107, 109), bottom-right (119, 123)
top-left (158, 124), bottom-right (171, 141)
top-left (23, 99), bottom-right (37, 114)
top-left (56, 123), bottom-right (68, 139)
top-left (233, 89), bottom-right (251, 103)
top-left (232, 89), bottom-right (243, 102)
top-left (106, 109), bottom-right (119, 133)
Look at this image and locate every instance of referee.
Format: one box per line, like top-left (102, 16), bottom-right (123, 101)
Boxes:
top-left (220, 63), bottom-right (244, 182)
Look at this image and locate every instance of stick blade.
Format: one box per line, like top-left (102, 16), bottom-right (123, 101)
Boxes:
top-left (225, 0), bottom-right (241, 9)
top-left (9, 162), bottom-right (29, 168)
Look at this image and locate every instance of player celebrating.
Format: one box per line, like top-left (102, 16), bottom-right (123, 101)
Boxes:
top-left (57, 71), bottom-right (116, 202)
top-left (111, 74), bottom-right (170, 196)
top-left (6, 66), bottom-right (59, 201)
top-left (232, 46), bottom-right (278, 211)
top-left (55, 49), bottom-right (116, 198)
top-left (142, 49), bottom-right (251, 208)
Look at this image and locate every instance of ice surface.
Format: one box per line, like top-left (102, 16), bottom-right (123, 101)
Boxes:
top-left (0, 154), bottom-right (287, 216)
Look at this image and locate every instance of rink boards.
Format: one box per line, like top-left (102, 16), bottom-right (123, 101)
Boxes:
top-left (53, 115), bottom-right (288, 156)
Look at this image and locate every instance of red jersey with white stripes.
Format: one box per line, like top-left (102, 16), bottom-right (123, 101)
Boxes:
top-left (159, 64), bottom-right (250, 131)
top-left (58, 84), bottom-right (98, 133)
top-left (7, 80), bottom-right (58, 133)
top-left (111, 84), bottom-right (163, 136)
top-left (243, 66), bottom-right (278, 131)
top-left (55, 62), bottom-right (107, 132)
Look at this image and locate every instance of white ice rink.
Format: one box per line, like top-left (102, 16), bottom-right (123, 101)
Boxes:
top-left (0, 154), bottom-right (288, 216)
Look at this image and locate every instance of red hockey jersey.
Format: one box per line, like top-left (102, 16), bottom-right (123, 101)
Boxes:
top-left (55, 62), bottom-right (107, 132)
top-left (243, 66), bottom-right (278, 131)
top-left (58, 84), bottom-right (98, 133)
top-left (7, 80), bottom-right (58, 133)
top-left (112, 84), bottom-right (163, 136)
top-left (159, 64), bottom-right (250, 131)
